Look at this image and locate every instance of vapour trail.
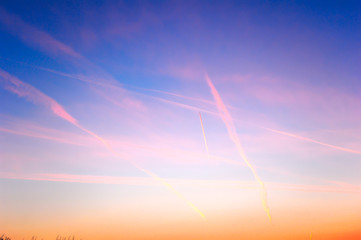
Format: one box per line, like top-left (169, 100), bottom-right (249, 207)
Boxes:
top-left (137, 167), bottom-right (206, 218)
top-left (0, 9), bottom-right (359, 156)
top-left (3, 118), bottom-right (360, 193)
top-left (263, 127), bottom-right (361, 155)
top-left (124, 83), bottom-right (215, 105)
top-left (0, 68), bottom-right (205, 219)
top-left (7, 60), bottom-right (360, 155)
top-left (0, 127), bottom-right (86, 146)
top-left (2, 172), bottom-right (360, 194)
top-left (79, 125), bottom-right (206, 218)
top-left (30, 64), bottom-right (218, 115)
top-left (199, 112), bottom-right (210, 161)
top-left (205, 74), bottom-right (272, 222)
top-left (5, 120), bottom-right (360, 194)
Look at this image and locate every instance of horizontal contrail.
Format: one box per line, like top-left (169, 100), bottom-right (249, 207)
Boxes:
top-left (1, 172), bottom-right (360, 194)
top-left (28, 64), bottom-right (218, 115)
top-left (6, 60), bottom-right (360, 156)
top-left (2, 113), bottom-right (359, 192)
top-left (39, 65), bottom-right (361, 155)
top-left (0, 68), bottom-right (205, 219)
top-left (205, 74), bottom-right (272, 222)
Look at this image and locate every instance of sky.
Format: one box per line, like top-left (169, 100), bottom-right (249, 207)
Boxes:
top-left (0, 0), bottom-right (360, 239)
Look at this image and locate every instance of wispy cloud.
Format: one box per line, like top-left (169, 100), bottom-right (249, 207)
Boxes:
top-left (1, 172), bottom-right (360, 194)
top-left (205, 74), bottom-right (272, 222)
top-left (0, 114), bottom-right (94, 146)
top-left (199, 112), bottom-right (210, 160)
top-left (0, 68), bottom-right (205, 218)
top-left (0, 69), bottom-right (78, 125)
top-left (0, 7), bottom-right (82, 59)
top-left (23, 63), bottom-right (361, 155)
top-left (263, 127), bottom-right (361, 155)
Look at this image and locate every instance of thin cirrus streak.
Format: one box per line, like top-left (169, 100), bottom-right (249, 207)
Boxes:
top-left (205, 74), bottom-right (272, 222)
top-left (0, 7), bottom-right (82, 60)
top-left (2, 70), bottom-right (357, 194)
top-left (22, 63), bottom-right (217, 115)
top-left (6, 120), bottom-right (360, 191)
top-left (2, 114), bottom-right (360, 192)
top-left (199, 112), bottom-right (210, 161)
top-left (6, 59), bottom-right (360, 156)
top-left (262, 127), bottom-right (361, 155)
top-left (0, 115), bottom-right (244, 167)
top-left (1, 85), bottom-right (358, 193)
top-left (124, 89), bottom-right (361, 156)
top-left (1, 58), bottom-right (213, 108)
top-left (0, 68), bottom-right (206, 219)
top-left (5, 122), bottom-right (360, 194)
top-left (0, 8), bottom-right (119, 89)
top-left (0, 69), bottom-right (78, 125)
top-left (0, 127), bottom-right (87, 146)
top-left (124, 83), bottom-right (216, 105)
top-left (31, 64), bottom-right (361, 155)
top-left (0, 172), bottom-right (360, 194)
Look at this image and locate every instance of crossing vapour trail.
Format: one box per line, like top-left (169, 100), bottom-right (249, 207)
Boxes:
top-left (124, 84), bottom-right (216, 105)
top-left (5, 120), bottom-right (360, 195)
top-left (7, 60), bottom-right (360, 155)
top-left (199, 112), bottom-right (210, 161)
top-left (205, 74), bottom-right (272, 222)
top-left (23, 63), bottom-right (217, 115)
top-left (0, 68), bottom-right (205, 219)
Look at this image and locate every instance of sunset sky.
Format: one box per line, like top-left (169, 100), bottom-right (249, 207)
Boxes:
top-left (0, 1), bottom-right (360, 239)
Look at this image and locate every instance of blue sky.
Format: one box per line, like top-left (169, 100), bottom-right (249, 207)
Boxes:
top-left (0, 1), bottom-right (360, 239)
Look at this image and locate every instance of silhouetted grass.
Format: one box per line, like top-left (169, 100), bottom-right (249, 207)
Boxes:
top-left (1, 235), bottom-right (79, 240)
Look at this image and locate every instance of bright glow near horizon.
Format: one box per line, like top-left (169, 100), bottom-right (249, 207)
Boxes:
top-left (0, 1), bottom-right (360, 240)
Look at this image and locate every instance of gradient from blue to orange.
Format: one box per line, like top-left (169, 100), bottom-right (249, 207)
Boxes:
top-left (0, 1), bottom-right (360, 239)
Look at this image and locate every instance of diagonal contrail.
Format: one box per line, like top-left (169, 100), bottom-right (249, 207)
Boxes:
top-left (36, 65), bottom-right (360, 156)
top-left (205, 74), bottom-right (271, 222)
top-left (199, 112), bottom-right (210, 161)
top-left (0, 68), bottom-right (205, 219)
top-left (8, 60), bottom-right (360, 156)
top-left (263, 127), bottom-right (361, 155)
top-left (6, 58), bottom-right (359, 156)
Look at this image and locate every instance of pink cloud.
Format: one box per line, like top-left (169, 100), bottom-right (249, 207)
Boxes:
top-left (164, 61), bottom-right (205, 81)
top-left (2, 117), bottom-right (358, 191)
top-left (0, 69), bottom-right (78, 125)
top-left (0, 7), bottom-right (82, 59)
top-left (7, 63), bottom-right (359, 158)
top-left (263, 127), bottom-right (361, 155)
top-left (0, 115), bottom-right (95, 146)
top-left (0, 8), bottom-right (121, 89)
top-left (206, 74), bottom-right (272, 221)
top-left (92, 87), bottom-right (147, 113)
top-left (0, 69), bottom-right (205, 217)
top-left (243, 76), bottom-right (361, 125)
